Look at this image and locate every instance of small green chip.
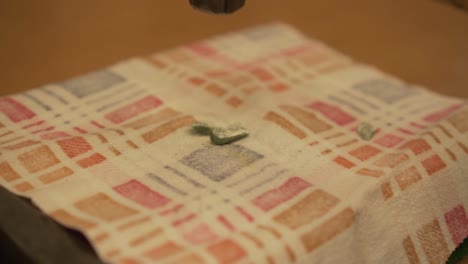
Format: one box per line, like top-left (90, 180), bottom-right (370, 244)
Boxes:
top-left (192, 122), bottom-right (212, 135)
top-left (192, 121), bottom-right (249, 145)
top-left (210, 124), bottom-right (249, 145)
top-left (357, 122), bottom-right (376, 141)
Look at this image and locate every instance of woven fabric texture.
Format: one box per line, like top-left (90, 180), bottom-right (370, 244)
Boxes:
top-left (0, 23), bottom-right (467, 264)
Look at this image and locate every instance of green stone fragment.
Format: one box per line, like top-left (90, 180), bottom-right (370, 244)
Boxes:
top-left (357, 122), bottom-right (376, 141)
top-left (192, 122), bottom-right (212, 135)
top-left (210, 124), bottom-right (249, 145)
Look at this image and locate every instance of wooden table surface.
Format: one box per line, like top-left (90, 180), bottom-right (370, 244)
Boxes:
top-left (0, 0), bottom-right (467, 98)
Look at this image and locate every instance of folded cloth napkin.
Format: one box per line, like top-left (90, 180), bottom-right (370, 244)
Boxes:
top-left (0, 23), bottom-right (467, 264)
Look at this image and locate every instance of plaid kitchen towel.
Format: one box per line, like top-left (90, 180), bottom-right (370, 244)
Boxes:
top-left (0, 23), bottom-right (467, 264)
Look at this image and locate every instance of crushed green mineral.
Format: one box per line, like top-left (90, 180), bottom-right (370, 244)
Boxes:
top-left (192, 121), bottom-right (249, 145)
top-left (191, 122), bottom-right (213, 135)
top-left (357, 122), bottom-right (376, 141)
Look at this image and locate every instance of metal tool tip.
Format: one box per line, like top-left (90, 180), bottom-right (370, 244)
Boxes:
top-left (189, 0), bottom-right (246, 15)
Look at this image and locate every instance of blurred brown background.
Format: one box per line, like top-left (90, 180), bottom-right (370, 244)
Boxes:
top-left (0, 0), bottom-right (467, 97)
top-left (439, 0), bottom-right (468, 10)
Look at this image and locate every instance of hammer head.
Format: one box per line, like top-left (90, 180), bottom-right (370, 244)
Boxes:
top-left (189, 0), bottom-right (246, 14)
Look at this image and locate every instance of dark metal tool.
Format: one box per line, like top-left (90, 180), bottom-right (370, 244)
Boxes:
top-left (189, 0), bottom-right (246, 14)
